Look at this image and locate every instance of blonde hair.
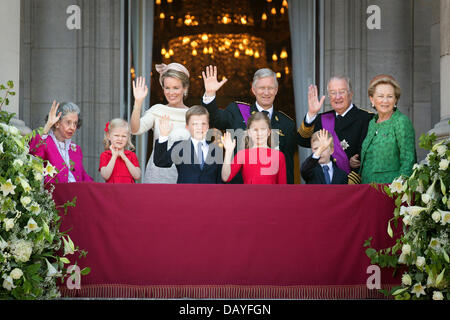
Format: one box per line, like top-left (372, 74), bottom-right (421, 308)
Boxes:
top-left (368, 74), bottom-right (401, 103)
top-left (161, 69), bottom-right (190, 95)
top-left (311, 130), bottom-right (334, 151)
top-left (103, 118), bottom-right (135, 151)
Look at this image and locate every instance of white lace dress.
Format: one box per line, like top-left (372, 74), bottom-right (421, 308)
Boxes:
top-left (134, 104), bottom-right (190, 183)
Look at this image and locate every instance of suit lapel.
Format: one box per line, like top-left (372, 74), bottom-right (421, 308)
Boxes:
top-left (191, 140), bottom-right (213, 172)
top-left (46, 135), bottom-right (68, 169)
top-left (314, 165), bottom-right (326, 184)
top-left (359, 124), bottom-right (377, 164)
top-left (336, 105), bottom-right (359, 131)
top-left (271, 109), bottom-right (280, 129)
top-left (331, 163), bottom-right (338, 184)
top-left (250, 104), bottom-right (258, 118)
top-left (331, 162), bottom-right (345, 184)
top-left (204, 142), bottom-right (216, 168)
top-left (189, 140), bottom-right (201, 171)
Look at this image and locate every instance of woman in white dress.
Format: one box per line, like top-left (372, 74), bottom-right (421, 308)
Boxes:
top-left (130, 63), bottom-right (191, 183)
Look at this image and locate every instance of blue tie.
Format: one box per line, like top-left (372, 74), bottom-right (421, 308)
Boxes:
top-left (198, 142), bottom-right (204, 170)
top-left (322, 165), bottom-right (331, 184)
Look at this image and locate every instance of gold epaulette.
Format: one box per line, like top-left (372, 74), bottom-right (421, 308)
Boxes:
top-left (297, 121), bottom-right (314, 138)
top-left (360, 107), bottom-right (375, 114)
top-left (277, 110), bottom-right (294, 122)
top-left (348, 171), bottom-right (361, 184)
top-left (235, 101), bottom-right (250, 106)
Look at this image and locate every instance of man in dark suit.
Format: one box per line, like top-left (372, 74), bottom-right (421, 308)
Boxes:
top-left (201, 66), bottom-right (297, 184)
top-left (153, 105), bottom-right (222, 184)
top-left (297, 76), bottom-right (373, 183)
top-left (300, 129), bottom-right (348, 184)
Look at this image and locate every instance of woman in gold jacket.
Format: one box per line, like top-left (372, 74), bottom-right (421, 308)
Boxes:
top-left (359, 75), bottom-right (416, 184)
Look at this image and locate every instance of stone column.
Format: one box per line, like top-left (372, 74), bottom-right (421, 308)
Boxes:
top-left (323, 0), bottom-right (368, 109)
top-left (430, 0), bottom-right (450, 140)
top-left (289, 0), bottom-right (316, 179)
top-left (441, 0), bottom-right (450, 121)
top-left (20, 0), bottom-right (121, 180)
top-left (0, 0), bottom-right (20, 116)
top-left (0, 0), bottom-right (31, 134)
top-left (430, 0), bottom-right (441, 128)
top-left (366, 0), bottom-right (413, 117)
top-left (412, 0), bottom-right (433, 160)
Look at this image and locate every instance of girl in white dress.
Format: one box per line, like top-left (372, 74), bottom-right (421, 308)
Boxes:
top-left (130, 63), bottom-right (191, 183)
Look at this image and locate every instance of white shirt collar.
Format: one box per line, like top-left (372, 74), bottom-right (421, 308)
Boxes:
top-left (49, 130), bottom-right (71, 150)
top-left (321, 161), bottom-right (333, 170)
top-left (48, 130), bottom-right (76, 182)
top-left (321, 161), bottom-right (333, 181)
top-left (255, 102), bottom-right (273, 118)
top-left (336, 103), bottom-right (354, 118)
top-left (191, 137), bottom-right (207, 148)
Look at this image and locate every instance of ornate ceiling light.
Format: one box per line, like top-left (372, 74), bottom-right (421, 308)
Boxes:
top-left (153, 0), bottom-right (290, 99)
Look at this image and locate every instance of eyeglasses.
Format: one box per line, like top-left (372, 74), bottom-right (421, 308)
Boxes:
top-left (61, 119), bottom-right (78, 128)
top-left (328, 90), bottom-right (348, 98)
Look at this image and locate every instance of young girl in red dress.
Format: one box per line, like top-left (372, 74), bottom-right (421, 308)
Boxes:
top-left (221, 112), bottom-right (287, 184)
top-left (99, 118), bottom-right (141, 183)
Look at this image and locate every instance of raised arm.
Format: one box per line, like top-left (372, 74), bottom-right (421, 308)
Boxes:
top-left (314, 129), bottom-right (332, 158)
top-left (221, 131), bottom-right (237, 182)
top-left (201, 66), bottom-right (236, 130)
top-left (130, 76), bottom-right (149, 134)
top-left (296, 85), bottom-right (326, 148)
top-left (307, 84), bottom-right (325, 120)
top-left (300, 155), bottom-right (318, 181)
top-left (43, 100), bottom-right (61, 135)
top-left (153, 115), bottom-right (175, 168)
top-left (202, 65), bottom-right (228, 98)
top-left (100, 146), bottom-right (119, 181)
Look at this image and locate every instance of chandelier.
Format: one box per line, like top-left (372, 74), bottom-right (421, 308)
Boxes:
top-left (163, 33), bottom-right (266, 98)
top-left (152, 0), bottom-right (291, 101)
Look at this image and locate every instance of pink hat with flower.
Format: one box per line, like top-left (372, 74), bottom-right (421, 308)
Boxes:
top-left (155, 63), bottom-right (190, 87)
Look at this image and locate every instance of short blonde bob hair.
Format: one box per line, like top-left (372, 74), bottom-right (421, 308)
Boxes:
top-left (103, 118), bottom-right (135, 151)
top-left (368, 74), bottom-right (402, 105)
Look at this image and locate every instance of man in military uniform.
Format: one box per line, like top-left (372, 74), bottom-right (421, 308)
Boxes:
top-left (297, 76), bottom-right (373, 183)
top-left (201, 66), bottom-right (297, 184)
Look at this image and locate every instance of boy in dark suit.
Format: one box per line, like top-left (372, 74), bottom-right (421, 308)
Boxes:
top-left (153, 105), bottom-right (222, 184)
top-left (301, 129), bottom-right (348, 184)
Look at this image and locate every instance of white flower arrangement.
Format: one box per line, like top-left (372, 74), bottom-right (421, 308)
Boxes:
top-left (365, 133), bottom-right (450, 300)
top-left (0, 89), bottom-right (89, 299)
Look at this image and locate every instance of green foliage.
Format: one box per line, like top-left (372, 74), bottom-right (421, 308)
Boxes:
top-left (419, 132), bottom-right (437, 151)
top-left (0, 81), bottom-right (88, 299)
top-left (366, 135), bottom-right (450, 300)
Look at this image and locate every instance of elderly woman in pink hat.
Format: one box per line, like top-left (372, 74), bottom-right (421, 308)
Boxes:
top-left (130, 63), bottom-right (192, 183)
